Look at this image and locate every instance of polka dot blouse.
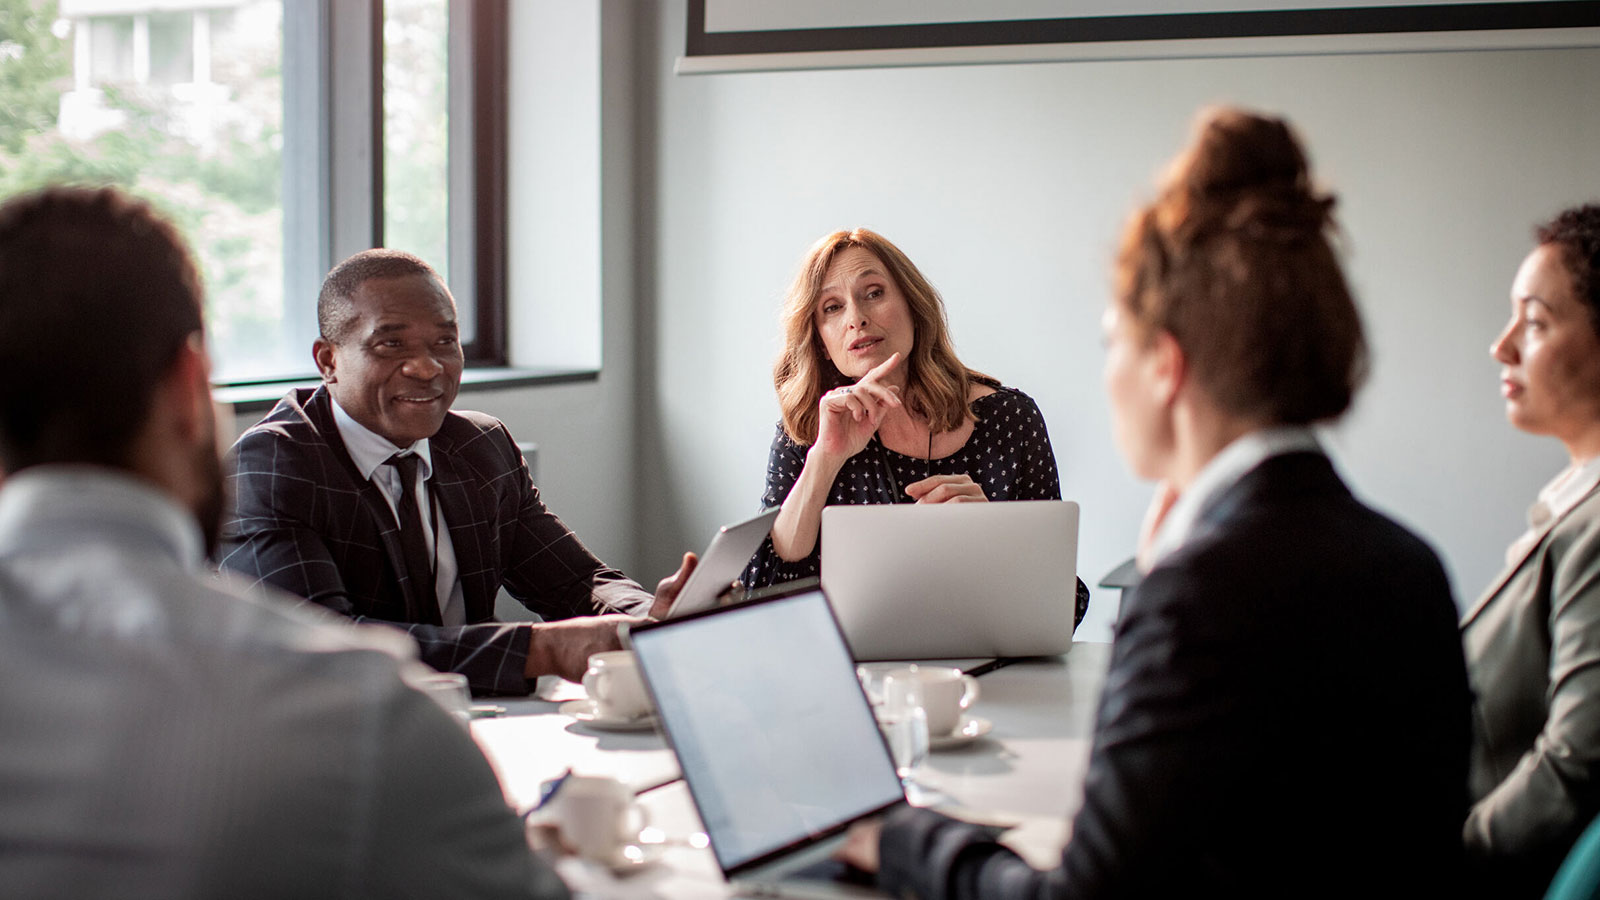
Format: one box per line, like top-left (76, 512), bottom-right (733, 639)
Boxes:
top-left (741, 385), bottom-right (1090, 628)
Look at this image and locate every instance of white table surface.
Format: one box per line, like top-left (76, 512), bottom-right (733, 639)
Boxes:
top-left (472, 642), bottom-right (1113, 896)
top-left (472, 678), bottom-right (681, 811)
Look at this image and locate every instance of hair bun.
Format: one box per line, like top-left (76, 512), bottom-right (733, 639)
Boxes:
top-left (1156, 107), bottom-right (1334, 247)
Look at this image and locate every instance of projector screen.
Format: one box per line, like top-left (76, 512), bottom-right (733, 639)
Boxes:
top-left (685, 0), bottom-right (1600, 61)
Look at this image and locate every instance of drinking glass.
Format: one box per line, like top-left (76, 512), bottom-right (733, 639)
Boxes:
top-left (856, 665), bottom-right (885, 708)
top-left (411, 671), bottom-right (472, 729)
top-left (877, 668), bottom-right (930, 783)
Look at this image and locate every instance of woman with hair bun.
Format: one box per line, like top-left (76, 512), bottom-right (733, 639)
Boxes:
top-left (1464, 202), bottom-right (1600, 896)
top-left (837, 107), bottom-right (1471, 899)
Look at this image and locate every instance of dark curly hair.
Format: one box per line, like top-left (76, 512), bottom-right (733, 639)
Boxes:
top-left (1534, 204), bottom-right (1600, 335)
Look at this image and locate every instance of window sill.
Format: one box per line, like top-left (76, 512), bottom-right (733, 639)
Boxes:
top-left (216, 367), bottom-right (600, 415)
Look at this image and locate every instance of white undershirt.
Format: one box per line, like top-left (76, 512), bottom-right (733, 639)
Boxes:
top-left (330, 399), bottom-right (465, 626)
top-left (1504, 455), bottom-right (1600, 567)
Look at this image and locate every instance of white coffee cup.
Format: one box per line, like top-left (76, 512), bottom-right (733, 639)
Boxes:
top-left (581, 650), bottom-right (651, 720)
top-left (549, 774), bottom-right (649, 863)
top-left (409, 671), bottom-right (472, 728)
top-left (893, 666), bottom-right (980, 736)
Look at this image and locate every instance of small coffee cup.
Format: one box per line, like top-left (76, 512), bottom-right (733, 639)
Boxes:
top-left (550, 774), bottom-right (649, 863)
top-left (581, 650), bottom-right (651, 720)
top-left (556, 768), bottom-right (643, 858)
top-left (913, 667), bottom-right (980, 736)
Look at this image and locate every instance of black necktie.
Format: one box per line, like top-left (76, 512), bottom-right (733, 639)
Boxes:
top-left (387, 453), bottom-right (439, 624)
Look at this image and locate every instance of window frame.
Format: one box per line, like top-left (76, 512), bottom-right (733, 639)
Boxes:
top-left (228, 0), bottom-right (507, 388)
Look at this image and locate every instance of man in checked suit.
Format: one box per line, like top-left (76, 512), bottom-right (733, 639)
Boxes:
top-left (220, 249), bottom-right (695, 696)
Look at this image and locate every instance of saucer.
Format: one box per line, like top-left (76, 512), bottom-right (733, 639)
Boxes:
top-left (599, 839), bottom-right (667, 873)
top-left (930, 715), bottom-right (992, 750)
top-left (560, 699), bottom-right (657, 732)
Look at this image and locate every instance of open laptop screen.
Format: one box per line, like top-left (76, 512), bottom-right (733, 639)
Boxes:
top-left (631, 586), bottom-right (904, 874)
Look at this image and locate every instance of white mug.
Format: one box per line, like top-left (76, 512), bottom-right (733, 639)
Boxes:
top-left (581, 651), bottom-right (651, 720)
top-left (891, 666), bottom-right (980, 736)
top-left (549, 774), bottom-right (649, 863)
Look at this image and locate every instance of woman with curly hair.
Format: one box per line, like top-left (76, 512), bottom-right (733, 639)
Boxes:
top-left (1465, 202), bottom-right (1600, 896)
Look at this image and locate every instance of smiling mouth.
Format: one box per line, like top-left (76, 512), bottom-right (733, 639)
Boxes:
top-left (395, 393), bottom-right (443, 404)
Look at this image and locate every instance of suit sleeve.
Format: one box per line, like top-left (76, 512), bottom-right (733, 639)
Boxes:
top-left (1465, 513), bottom-right (1600, 862)
top-left (877, 564), bottom-right (1228, 900)
top-left (490, 421), bottom-right (653, 620)
top-left (219, 429), bottom-right (536, 697)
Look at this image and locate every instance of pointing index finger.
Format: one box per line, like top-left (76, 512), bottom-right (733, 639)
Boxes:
top-left (864, 351), bottom-right (902, 383)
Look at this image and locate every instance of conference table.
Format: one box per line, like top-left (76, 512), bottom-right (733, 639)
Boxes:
top-left (470, 642), bottom-right (1113, 898)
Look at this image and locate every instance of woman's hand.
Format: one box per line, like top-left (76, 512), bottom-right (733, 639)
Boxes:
top-left (904, 473), bottom-right (987, 504)
top-left (813, 353), bottom-right (903, 467)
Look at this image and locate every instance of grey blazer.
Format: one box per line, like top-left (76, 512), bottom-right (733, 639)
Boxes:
top-left (1462, 483), bottom-right (1600, 896)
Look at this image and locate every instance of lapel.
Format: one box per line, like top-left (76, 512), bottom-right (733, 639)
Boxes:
top-left (1460, 481), bottom-right (1600, 628)
top-left (425, 426), bottom-right (494, 619)
top-left (304, 387), bottom-right (441, 625)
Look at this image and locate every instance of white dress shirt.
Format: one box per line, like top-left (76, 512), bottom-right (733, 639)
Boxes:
top-left (0, 466), bottom-right (564, 899)
top-left (330, 399), bottom-right (466, 626)
top-left (1140, 426), bottom-right (1324, 573)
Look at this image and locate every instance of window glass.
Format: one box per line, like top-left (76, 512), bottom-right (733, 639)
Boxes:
top-left (4, 0), bottom-right (507, 383)
top-left (383, 0), bottom-right (450, 289)
top-left (146, 12), bottom-right (193, 87)
top-left (3, 0), bottom-right (287, 383)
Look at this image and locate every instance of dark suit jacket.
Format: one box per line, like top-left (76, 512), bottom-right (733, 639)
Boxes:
top-left (878, 452), bottom-right (1472, 900)
top-left (219, 386), bottom-right (651, 695)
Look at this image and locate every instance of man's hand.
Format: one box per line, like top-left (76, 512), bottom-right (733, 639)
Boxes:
top-left (835, 819), bottom-right (883, 873)
top-left (523, 614), bottom-right (643, 682)
top-left (648, 551), bottom-right (699, 619)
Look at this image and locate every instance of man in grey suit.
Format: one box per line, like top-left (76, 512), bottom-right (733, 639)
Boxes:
top-left (220, 249), bottom-right (695, 694)
top-left (0, 186), bottom-right (567, 898)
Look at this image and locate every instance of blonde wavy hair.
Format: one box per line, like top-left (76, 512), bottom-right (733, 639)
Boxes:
top-left (774, 228), bottom-right (990, 445)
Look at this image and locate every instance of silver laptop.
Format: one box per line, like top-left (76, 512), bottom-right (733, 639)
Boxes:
top-left (631, 584), bottom-right (902, 898)
top-left (666, 508), bottom-right (779, 618)
top-left (821, 500), bottom-right (1079, 660)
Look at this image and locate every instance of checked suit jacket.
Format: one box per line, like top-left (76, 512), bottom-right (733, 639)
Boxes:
top-left (219, 386), bottom-right (651, 695)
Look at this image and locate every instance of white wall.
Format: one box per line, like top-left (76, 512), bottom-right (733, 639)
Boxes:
top-left (635, 0), bottom-right (1599, 640)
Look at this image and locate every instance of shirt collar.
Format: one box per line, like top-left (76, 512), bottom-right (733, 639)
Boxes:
top-left (1140, 426), bottom-right (1323, 573)
top-left (329, 394), bottom-right (434, 481)
top-left (0, 466), bottom-right (205, 569)
top-left (1529, 455), bottom-right (1600, 532)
